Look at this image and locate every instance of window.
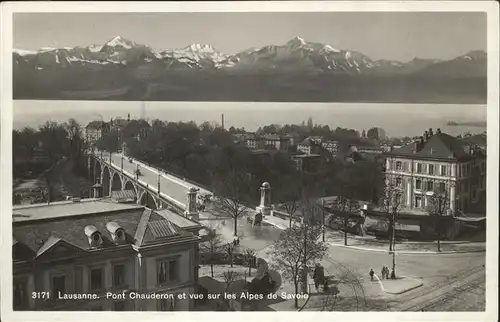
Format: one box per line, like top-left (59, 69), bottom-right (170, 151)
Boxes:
top-left (90, 268), bottom-right (103, 291)
top-left (158, 296), bottom-right (176, 311)
top-left (13, 278), bottom-right (28, 310)
top-left (428, 164), bottom-right (434, 175)
top-left (158, 259), bottom-right (178, 285)
top-left (427, 181), bottom-right (434, 192)
top-left (395, 177), bottom-right (402, 187)
top-left (395, 161), bottom-right (402, 171)
top-left (113, 301), bottom-right (126, 311)
top-left (439, 182), bottom-right (446, 193)
top-left (416, 163), bottom-right (422, 173)
top-left (52, 275), bottom-right (66, 298)
top-left (113, 264), bottom-right (126, 288)
top-left (440, 165), bottom-right (447, 176)
top-left (415, 179), bottom-right (422, 190)
top-left (414, 196), bottom-right (422, 208)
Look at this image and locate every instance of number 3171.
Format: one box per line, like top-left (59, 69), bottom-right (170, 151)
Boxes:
top-left (32, 292), bottom-right (50, 299)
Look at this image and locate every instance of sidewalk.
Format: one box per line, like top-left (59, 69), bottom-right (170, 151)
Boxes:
top-left (263, 214), bottom-right (485, 254)
top-left (374, 275), bottom-right (423, 295)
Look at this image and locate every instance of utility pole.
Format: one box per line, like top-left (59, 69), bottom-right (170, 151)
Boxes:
top-left (321, 199), bottom-right (325, 242)
top-left (392, 212), bottom-right (396, 277)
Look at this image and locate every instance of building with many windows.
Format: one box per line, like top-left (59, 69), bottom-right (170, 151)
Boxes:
top-left (13, 198), bottom-right (202, 311)
top-left (85, 121), bottom-right (110, 146)
top-left (383, 128), bottom-right (486, 214)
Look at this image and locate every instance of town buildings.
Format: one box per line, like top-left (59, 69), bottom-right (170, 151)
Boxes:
top-left (383, 128), bottom-right (486, 215)
top-left (13, 197), bottom-right (202, 311)
top-left (85, 121), bottom-right (110, 147)
top-left (238, 133), bottom-right (293, 151)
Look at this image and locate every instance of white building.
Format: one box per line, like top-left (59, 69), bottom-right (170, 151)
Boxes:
top-left (383, 128), bottom-right (486, 214)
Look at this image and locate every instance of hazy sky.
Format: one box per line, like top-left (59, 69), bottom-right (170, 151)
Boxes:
top-left (13, 12), bottom-right (486, 62)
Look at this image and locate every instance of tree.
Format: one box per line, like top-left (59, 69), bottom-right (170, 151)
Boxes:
top-left (211, 167), bottom-right (252, 237)
top-left (426, 185), bottom-right (450, 252)
top-left (243, 248), bottom-right (256, 277)
top-left (379, 178), bottom-right (404, 252)
top-left (223, 270), bottom-right (238, 292)
top-left (274, 175), bottom-right (302, 228)
top-left (224, 243), bottom-right (235, 268)
top-left (65, 119), bottom-right (86, 175)
top-left (200, 230), bottom-right (223, 277)
top-left (271, 223), bottom-right (327, 308)
top-left (329, 169), bottom-right (361, 246)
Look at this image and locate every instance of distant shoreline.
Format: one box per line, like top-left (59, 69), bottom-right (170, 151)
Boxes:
top-left (446, 121), bottom-right (486, 127)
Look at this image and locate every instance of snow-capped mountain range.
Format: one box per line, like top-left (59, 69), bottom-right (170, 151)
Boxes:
top-left (12, 36), bottom-right (486, 103)
top-left (13, 35), bottom-right (486, 76)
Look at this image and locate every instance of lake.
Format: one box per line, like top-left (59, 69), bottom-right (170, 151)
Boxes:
top-left (12, 100), bottom-right (487, 138)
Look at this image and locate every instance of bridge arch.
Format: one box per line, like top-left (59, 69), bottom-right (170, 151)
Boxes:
top-left (102, 166), bottom-right (111, 197)
top-left (111, 172), bottom-right (122, 193)
top-left (123, 180), bottom-right (137, 197)
top-left (94, 161), bottom-right (102, 185)
top-left (139, 191), bottom-right (158, 210)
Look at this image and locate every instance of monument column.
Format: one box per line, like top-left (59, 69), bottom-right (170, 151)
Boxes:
top-left (255, 182), bottom-right (272, 225)
top-left (185, 187), bottom-right (200, 222)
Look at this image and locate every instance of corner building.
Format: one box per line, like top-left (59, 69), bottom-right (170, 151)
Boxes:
top-left (383, 128), bottom-right (486, 215)
top-left (13, 198), bottom-right (202, 311)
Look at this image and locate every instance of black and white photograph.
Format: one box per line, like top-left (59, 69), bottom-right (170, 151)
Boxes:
top-left (1, 2), bottom-right (498, 321)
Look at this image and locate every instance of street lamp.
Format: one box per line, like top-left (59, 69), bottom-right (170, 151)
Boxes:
top-left (157, 172), bottom-right (161, 193)
top-left (121, 155), bottom-right (124, 173)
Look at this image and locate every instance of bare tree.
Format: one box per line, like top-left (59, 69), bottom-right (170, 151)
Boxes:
top-left (271, 223), bottom-right (328, 308)
top-left (211, 168), bottom-right (251, 236)
top-left (224, 243), bottom-right (235, 268)
top-left (379, 178), bottom-right (404, 252)
top-left (274, 175), bottom-right (302, 228)
top-left (329, 171), bottom-right (361, 246)
top-left (223, 270), bottom-right (238, 292)
top-left (200, 230), bottom-right (223, 277)
top-left (243, 248), bottom-right (256, 277)
top-left (427, 184), bottom-right (450, 252)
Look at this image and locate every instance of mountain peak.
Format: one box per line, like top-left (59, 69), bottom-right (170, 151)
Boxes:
top-left (104, 36), bottom-right (135, 49)
top-left (286, 36), bottom-right (307, 47)
top-left (185, 43), bottom-right (217, 53)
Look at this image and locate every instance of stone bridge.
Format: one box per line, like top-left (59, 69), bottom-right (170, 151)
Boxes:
top-left (87, 149), bottom-right (211, 213)
top-left (87, 149), bottom-right (274, 227)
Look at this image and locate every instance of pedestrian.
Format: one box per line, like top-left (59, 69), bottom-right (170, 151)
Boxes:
top-left (369, 268), bottom-right (374, 281)
top-left (236, 237), bottom-right (240, 245)
top-left (384, 266), bottom-right (389, 279)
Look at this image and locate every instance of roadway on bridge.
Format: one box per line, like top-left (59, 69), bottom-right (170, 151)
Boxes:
top-left (106, 152), bottom-right (196, 208)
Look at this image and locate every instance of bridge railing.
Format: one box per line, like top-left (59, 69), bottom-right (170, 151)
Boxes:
top-left (121, 154), bottom-right (213, 195)
top-left (94, 153), bottom-right (187, 211)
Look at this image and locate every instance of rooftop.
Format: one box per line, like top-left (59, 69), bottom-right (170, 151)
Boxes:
top-left (13, 199), bottom-right (144, 222)
top-left (156, 208), bottom-right (201, 230)
top-left (13, 200), bottom-right (201, 261)
top-left (384, 130), bottom-right (475, 161)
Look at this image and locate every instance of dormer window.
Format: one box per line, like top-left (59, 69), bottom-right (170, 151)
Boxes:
top-left (106, 222), bottom-right (126, 244)
top-left (84, 225), bottom-right (103, 248)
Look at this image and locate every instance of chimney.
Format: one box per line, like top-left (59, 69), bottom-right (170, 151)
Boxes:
top-left (429, 128), bottom-right (434, 136)
top-left (419, 136), bottom-right (425, 149)
top-left (424, 131), bottom-right (429, 142)
top-left (221, 114), bottom-right (225, 131)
